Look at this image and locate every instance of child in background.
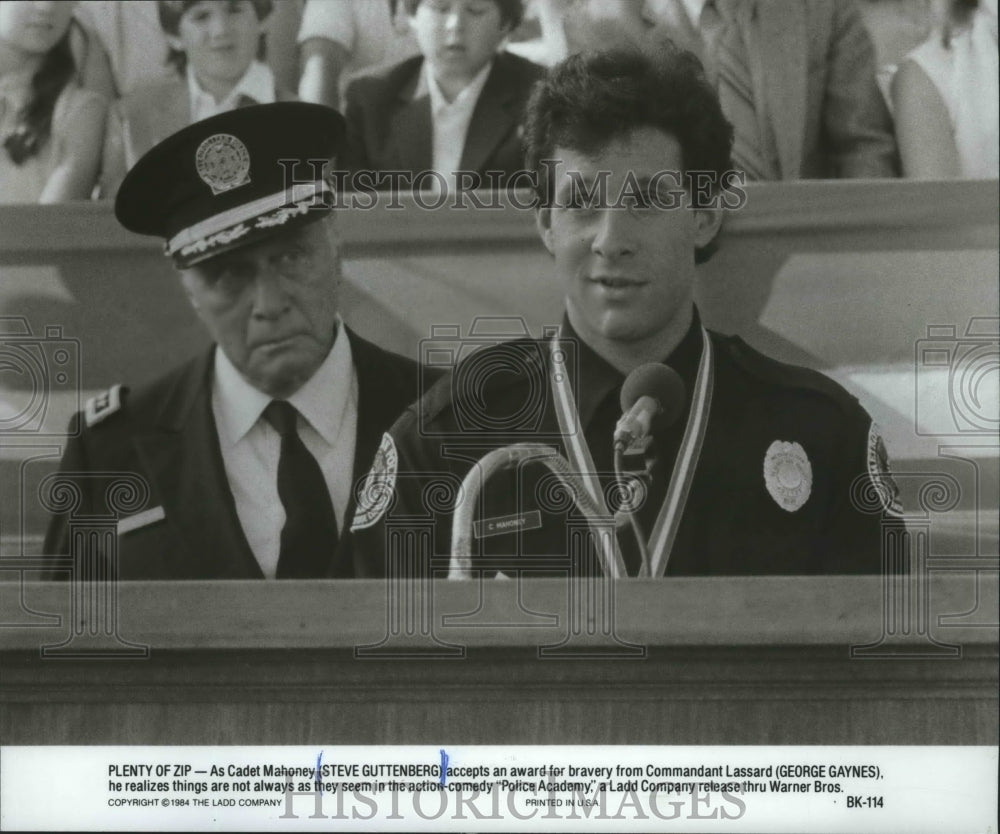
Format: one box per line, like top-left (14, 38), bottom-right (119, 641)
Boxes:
top-left (0, 0), bottom-right (106, 203)
top-left (101, 0), bottom-right (290, 197)
top-left (341, 0), bottom-right (544, 192)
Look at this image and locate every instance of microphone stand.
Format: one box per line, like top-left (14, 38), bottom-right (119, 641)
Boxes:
top-left (449, 443), bottom-right (626, 579)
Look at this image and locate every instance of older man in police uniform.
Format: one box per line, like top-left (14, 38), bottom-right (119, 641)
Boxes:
top-left (347, 50), bottom-right (901, 578)
top-left (44, 103), bottom-right (430, 579)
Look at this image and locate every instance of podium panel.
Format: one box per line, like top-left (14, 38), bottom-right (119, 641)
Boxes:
top-left (1, 576), bottom-right (996, 745)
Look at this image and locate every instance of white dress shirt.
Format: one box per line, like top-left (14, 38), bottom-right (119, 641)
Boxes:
top-left (211, 323), bottom-right (358, 578)
top-left (906, 4), bottom-right (999, 179)
top-left (423, 59), bottom-right (494, 191)
top-left (187, 60), bottom-right (277, 122)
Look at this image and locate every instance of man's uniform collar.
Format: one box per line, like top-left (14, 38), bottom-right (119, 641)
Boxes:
top-left (565, 308), bottom-right (705, 430)
top-left (212, 319), bottom-right (355, 446)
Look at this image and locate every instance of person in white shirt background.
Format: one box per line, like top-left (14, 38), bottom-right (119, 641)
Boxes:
top-left (99, 0), bottom-right (295, 198)
top-left (297, 0), bottom-right (419, 112)
top-left (340, 0), bottom-right (545, 193)
top-left (893, 0), bottom-right (999, 178)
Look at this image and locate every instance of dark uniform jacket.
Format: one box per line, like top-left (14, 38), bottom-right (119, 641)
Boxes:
top-left (43, 329), bottom-right (433, 579)
top-left (341, 51), bottom-right (546, 190)
top-left (348, 315), bottom-right (898, 576)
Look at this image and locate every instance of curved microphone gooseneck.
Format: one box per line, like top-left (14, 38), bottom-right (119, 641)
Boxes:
top-left (449, 443), bottom-right (626, 579)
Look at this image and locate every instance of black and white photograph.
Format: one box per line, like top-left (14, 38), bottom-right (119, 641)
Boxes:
top-left (0, 1), bottom-right (997, 831)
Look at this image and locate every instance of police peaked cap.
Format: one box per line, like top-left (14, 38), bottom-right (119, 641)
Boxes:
top-left (115, 102), bottom-right (345, 268)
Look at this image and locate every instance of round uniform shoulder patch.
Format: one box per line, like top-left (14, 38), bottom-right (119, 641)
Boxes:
top-left (763, 440), bottom-right (812, 512)
top-left (195, 133), bottom-right (251, 195)
top-left (350, 432), bottom-right (398, 532)
top-left (867, 422), bottom-right (903, 516)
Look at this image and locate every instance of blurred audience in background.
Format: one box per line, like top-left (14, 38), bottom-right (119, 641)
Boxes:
top-left (99, 0), bottom-right (293, 197)
top-left (855, 0), bottom-right (936, 100)
top-left (297, 0), bottom-right (418, 111)
top-left (2, 0), bottom-right (998, 204)
top-left (526, 0), bottom-right (899, 179)
top-left (73, 0), bottom-right (173, 97)
top-left (340, 0), bottom-right (545, 192)
top-left (0, 0), bottom-right (106, 203)
top-left (73, 0), bottom-right (302, 98)
top-left (892, 0), bottom-right (998, 178)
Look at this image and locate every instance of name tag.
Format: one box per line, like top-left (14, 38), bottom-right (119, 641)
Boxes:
top-left (117, 506), bottom-right (166, 536)
top-left (473, 510), bottom-right (542, 539)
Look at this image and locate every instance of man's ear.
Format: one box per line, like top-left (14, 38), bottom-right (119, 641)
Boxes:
top-left (692, 206), bottom-right (723, 249)
top-left (165, 33), bottom-right (186, 54)
top-left (177, 271), bottom-right (202, 313)
top-left (535, 206), bottom-right (555, 256)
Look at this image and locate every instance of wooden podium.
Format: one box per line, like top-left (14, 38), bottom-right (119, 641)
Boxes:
top-left (1, 575), bottom-right (996, 745)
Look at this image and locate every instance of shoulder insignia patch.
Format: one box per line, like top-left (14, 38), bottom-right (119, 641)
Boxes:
top-left (84, 384), bottom-right (125, 427)
top-left (867, 422), bottom-right (903, 516)
top-left (763, 440), bottom-right (812, 512)
top-left (350, 432), bottom-right (398, 531)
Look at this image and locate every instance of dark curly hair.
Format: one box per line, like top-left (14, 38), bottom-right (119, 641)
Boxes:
top-left (157, 0), bottom-right (273, 74)
top-left (524, 47), bottom-right (734, 207)
top-left (400, 0), bottom-right (525, 31)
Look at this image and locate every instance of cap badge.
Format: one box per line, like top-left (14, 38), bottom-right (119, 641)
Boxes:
top-left (763, 440), bottom-right (812, 512)
top-left (195, 133), bottom-right (251, 195)
top-left (350, 433), bottom-right (398, 531)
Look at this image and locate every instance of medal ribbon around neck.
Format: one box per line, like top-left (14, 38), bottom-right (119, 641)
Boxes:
top-left (549, 335), bottom-right (626, 578)
top-left (647, 328), bottom-right (714, 577)
top-left (548, 327), bottom-right (714, 579)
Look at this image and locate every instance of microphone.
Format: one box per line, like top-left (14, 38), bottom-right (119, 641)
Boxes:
top-left (613, 364), bottom-right (686, 452)
top-left (613, 364), bottom-right (686, 577)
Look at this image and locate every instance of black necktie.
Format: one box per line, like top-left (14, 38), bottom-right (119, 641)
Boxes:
top-left (263, 401), bottom-right (339, 578)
